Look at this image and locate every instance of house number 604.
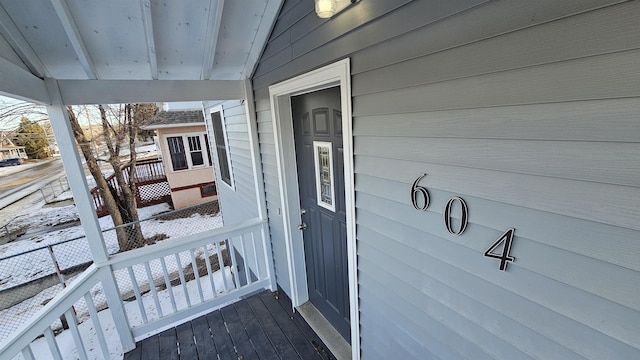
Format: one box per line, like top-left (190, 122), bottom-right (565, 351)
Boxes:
top-left (411, 174), bottom-right (515, 271)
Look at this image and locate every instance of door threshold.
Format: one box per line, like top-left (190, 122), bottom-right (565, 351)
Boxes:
top-left (297, 301), bottom-right (352, 360)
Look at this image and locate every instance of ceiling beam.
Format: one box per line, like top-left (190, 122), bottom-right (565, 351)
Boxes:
top-left (50, 0), bottom-right (98, 79)
top-left (202, 0), bottom-right (225, 80)
top-left (243, 0), bottom-right (285, 79)
top-left (140, 0), bottom-right (158, 80)
top-left (0, 57), bottom-right (49, 104)
top-left (56, 79), bottom-right (245, 105)
top-left (0, 4), bottom-right (49, 78)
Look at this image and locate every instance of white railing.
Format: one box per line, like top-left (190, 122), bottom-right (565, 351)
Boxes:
top-left (0, 218), bottom-right (274, 360)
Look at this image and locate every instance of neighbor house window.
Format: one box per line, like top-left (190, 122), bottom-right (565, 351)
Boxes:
top-left (166, 133), bottom-right (210, 171)
top-left (187, 135), bottom-right (204, 166)
top-left (167, 136), bottom-right (188, 170)
top-left (210, 110), bottom-right (233, 187)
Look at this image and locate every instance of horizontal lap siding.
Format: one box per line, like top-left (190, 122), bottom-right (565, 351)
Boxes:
top-left (209, 100), bottom-right (258, 224)
top-left (252, 0), bottom-right (640, 358)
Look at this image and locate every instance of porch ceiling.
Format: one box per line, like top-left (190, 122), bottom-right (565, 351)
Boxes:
top-left (0, 0), bottom-right (283, 103)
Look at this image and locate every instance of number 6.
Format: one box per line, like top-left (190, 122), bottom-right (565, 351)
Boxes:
top-left (411, 174), bottom-right (430, 211)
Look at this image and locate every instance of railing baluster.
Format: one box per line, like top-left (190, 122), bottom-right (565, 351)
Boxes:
top-left (65, 309), bottom-right (88, 360)
top-left (127, 266), bottom-right (148, 324)
top-left (160, 257), bottom-right (177, 312)
top-left (190, 249), bottom-right (205, 303)
top-left (84, 293), bottom-right (110, 360)
top-left (238, 234), bottom-right (251, 285)
top-left (144, 261), bottom-right (163, 318)
top-left (175, 253), bottom-right (191, 307)
top-left (251, 231), bottom-right (262, 280)
top-left (215, 241), bottom-right (229, 293)
top-left (228, 237), bottom-right (241, 288)
top-left (21, 346), bottom-right (35, 360)
top-left (44, 327), bottom-right (63, 360)
top-left (203, 246), bottom-right (217, 297)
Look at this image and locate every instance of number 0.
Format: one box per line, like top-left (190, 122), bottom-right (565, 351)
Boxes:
top-left (444, 196), bottom-right (468, 235)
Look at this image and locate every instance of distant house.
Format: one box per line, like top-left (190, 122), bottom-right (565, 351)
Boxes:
top-left (0, 136), bottom-right (27, 161)
top-left (142, 110), bottom-right (216, 209)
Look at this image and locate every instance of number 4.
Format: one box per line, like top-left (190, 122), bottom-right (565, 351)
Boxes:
top-left (484, 228), bottom-right (515, 271)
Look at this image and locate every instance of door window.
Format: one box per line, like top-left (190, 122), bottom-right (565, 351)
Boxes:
top-left (313, 141), bottom-right (335, 212)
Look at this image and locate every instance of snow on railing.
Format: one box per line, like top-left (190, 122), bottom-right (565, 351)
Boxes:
top-left (0, 218), bottom-right (272, 360)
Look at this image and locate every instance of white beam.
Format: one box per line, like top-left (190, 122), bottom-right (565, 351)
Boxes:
top-left (0, 4), bottom-right (49, 78)
top-left (0, 56), bottom-right (49, 104)
top-left (44, 78), bottom-right (109, 263)
top-left (202, 0), bottom-right (224, 80)
top-left (57, 79), bottom-right (245, 105)
top-left (50, 0), bottom-right (98, 79)
top-left (140, 0), bottom-right (158, 80)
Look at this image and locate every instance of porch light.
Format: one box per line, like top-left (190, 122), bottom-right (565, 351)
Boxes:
top-left (315, 0), bottom-right (359, 19)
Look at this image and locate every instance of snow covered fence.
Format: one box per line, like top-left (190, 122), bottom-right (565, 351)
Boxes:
top-left (39, 176), bottom-right (70, 204)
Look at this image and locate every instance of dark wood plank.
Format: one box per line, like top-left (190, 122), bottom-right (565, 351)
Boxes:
top-left (220, 304), bottom-right (259, 360)
top-left (123, 343), bottom-right (142, 360)
top-left (175, 322), bottom-right (197, 359)
top-left (191, 316), bottom-right (218, 359)
top-left (158, 327), bottom-right (179, 360)
top-left (206, 310), bottom-right (237, 360)
top-left (139, 334), bottom-right (160, 360)
top-left (275, 291), bottom-right (336, 359)
top-left (258, 291), bottom-right (322, 359)
top-left (247, 295), bottom-right (301, 359)
top-left (234, 299), bottom-right (280, 359)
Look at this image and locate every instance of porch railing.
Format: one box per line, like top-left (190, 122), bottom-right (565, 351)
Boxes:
top-left (0, 218), bottom-right (274, 360)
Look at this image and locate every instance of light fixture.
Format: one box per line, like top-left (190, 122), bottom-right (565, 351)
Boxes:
top-left (315, 0), bottom-right (358, 19)
top-left (315, 0), bottom-right (336, 18)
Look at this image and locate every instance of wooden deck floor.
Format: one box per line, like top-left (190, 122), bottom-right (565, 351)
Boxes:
top-left (123, 290), bottom-right (335, 360)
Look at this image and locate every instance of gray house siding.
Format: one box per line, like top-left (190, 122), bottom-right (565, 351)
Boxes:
top-left (252, 0), bottom-right (640, 358)
top-left (205, 100), bottom-right (258, 225)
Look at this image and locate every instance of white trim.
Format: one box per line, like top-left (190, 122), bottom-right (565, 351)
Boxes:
top-left (313, 141), bottom-right (336, 212)
top-left (268, 58), bottom-right (360, 359)
top-left (207, 105), bottom-right (236, 191)
top-left (161, 132), bottom-right (211, 172)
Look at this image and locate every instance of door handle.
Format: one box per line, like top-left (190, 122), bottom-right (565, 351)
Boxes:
top-left (298, 222), bottom-right (307, 231)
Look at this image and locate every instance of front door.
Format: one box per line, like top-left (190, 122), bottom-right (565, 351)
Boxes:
top-left (292, 86), bottom-right (350, 342)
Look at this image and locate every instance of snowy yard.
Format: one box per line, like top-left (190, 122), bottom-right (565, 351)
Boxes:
top-left (0, 197), bottom-right (225, 355)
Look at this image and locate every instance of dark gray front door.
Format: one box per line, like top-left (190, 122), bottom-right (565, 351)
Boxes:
top-left (292, 86), bottom-right (350, 342)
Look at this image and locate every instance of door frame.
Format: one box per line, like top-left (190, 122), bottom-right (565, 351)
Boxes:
top-left (269, 59), bottom-right (359, 358)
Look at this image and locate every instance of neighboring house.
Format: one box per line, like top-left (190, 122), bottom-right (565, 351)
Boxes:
top-left (0, 1), bottom-right (638, 360)
top-left (0, 137), bottom-right (27, 160)
top-left (142, 110), bottom-right (217, 209)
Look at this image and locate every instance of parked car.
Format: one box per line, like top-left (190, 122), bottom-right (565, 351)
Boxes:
top-left (0, 158), bottom-right (23, 167)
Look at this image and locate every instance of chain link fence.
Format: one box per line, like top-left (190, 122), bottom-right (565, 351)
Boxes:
top-left (0, 200), bottom-right (222, 343)
top-left (39, 176), bottom-right (70, 204)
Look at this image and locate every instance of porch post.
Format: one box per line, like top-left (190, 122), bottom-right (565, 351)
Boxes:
top-left (243, 79), bottom-right (277, 291)
top-left (44, 79), bottom-right (135, 351)
top-left (43, 78), bottom-right (109, 263)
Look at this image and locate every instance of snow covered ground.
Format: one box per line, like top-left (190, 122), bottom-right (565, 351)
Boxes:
top-left (0, 196), bottom-right (224, 355)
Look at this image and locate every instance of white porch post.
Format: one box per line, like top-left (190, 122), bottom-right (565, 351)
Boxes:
top-left (244, 79), bottom-right (277, 291)
top-left (44, 78), bottom-right (135, 351)
top-left (44, 78), bottom-right (108, 263)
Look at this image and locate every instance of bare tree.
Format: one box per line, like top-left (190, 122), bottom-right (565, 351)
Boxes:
top-left (67, 103), bottom-right (158, 251)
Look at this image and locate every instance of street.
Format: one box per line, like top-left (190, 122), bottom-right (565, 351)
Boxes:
top-left (0, 159), bottom-right (66, 222)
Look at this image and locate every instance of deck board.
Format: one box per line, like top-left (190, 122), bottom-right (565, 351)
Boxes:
top-left (158, 327), bottom-right (178, 360)
top-left (126, 289), bottom-right (334, 359)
